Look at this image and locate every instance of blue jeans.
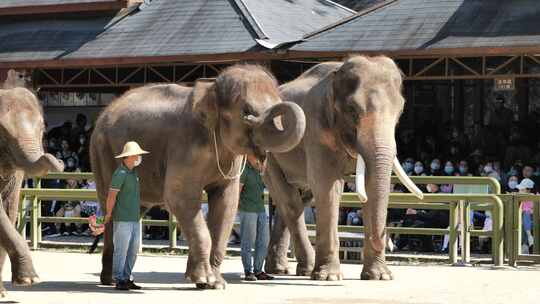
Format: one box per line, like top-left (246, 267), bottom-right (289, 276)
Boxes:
top-left (113, 221), bottom-right (141, 283)
top-left (239, 211), bottom-right (269, 274)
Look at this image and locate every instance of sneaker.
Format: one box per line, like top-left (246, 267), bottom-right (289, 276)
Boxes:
top-left (255, 272), bottom-right (274, 280)
top-left (62, 232), bottom-right (69, 236)
top-left (243, 272), bottom-right (257, 281)
top-left (127, 280), bottom-right (142, 290)
top-left (115, 281), bottom-right (130, 291)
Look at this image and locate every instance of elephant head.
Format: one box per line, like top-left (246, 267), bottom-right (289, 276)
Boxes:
top-left (326, 56), bottom-right (422, 252)
top-left (191, 64), bottom-right (306, 161)
top-left (0, 88), bottom-right (64, 176)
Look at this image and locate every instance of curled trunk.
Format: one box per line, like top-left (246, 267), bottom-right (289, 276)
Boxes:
top-left (248, 102), bottom-right (306, 153)
top-left (11, 136), bottom-right (64, 176)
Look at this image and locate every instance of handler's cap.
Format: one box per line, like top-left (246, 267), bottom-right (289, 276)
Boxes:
top-left (516, 178), bottom-right (534, 190)
top-left (115, 141), bottom-right (149, 159)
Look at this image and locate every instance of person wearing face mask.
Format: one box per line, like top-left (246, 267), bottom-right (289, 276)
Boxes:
top-left (104, 141), bottom-right (149, 291)
top-left (401, 157), bottom-right (415, 176)
top-left (457, 160), bottom-right (472, 176)
top-left (412, 161), bottom-right (425, 176)
top-left (506, 175), bottom-right (519, 193)
top-left (428, 158), bottom-right (442, 176)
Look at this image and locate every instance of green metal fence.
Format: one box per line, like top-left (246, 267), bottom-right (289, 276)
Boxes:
top-left (19, 173), bottom-right (508, 266)
top-left (506, 194), bottom-right (540, 266)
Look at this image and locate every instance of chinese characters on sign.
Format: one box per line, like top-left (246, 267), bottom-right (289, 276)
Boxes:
top-left (494, 78), bottom-right (515, 91)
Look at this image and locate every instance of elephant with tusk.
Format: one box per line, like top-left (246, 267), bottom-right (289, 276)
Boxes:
top-left (90, 64), bottom-right (306, 289)
top-left (0, 88), bottom-right (64, 296)
top-left (263, 55), bottom-right (423, 281)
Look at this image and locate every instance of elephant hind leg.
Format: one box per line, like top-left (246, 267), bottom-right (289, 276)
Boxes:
top-left (263, 154), bottom-right (314, 276)
top-left (0, 173), bottom-right (39, 288)
top-left (264, 211), bottom-right (291, 275)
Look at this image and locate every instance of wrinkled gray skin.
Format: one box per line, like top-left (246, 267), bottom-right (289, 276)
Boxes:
top-left (90, 64), bottom-right (306, 289)
top-left (0, 88), bottom-right (64, 296)
top-left (263, 56), bottom-right (404, 281)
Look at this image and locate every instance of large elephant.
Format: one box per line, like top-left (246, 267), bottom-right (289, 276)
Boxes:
top-left (0, 87), bottom-right (64, 296)
top-left (90, 64), bottom-right (306, 289)
top-left (263, 56), bottom-right (423, 281)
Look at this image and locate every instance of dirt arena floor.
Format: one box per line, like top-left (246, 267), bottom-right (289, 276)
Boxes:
top-left (1, 250), bottom-right (538, 304)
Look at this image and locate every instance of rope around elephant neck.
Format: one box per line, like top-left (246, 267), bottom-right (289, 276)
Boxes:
top-left (212, 129), bottom-right (247, 180)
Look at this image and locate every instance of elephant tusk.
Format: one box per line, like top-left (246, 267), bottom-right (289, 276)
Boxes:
top-left (355, 154), bottom-right (368, 203)
top-left (392, 157), bottom-right (424, 200)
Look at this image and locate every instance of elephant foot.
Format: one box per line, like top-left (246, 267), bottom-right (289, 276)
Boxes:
top-left (195, 274), bottom-right (226, 290)
top-left (310, 261), bottom-right (342, 281)
top-left (11, 261), bottom-right (40, 286)
top-left (295, 262), bottom-right (313, 276)
top-left (185, 262), bottom-right (216, 288)
top-left (361, 258), bottom-right (393, 281)
top-left (0, 284), bottom-right (6, 298)
top-left (12, 275), bottom-right (40, 286)
top-left (264, 258), bottom-right (290, 275)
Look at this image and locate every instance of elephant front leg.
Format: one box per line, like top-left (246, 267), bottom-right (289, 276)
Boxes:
top-left (0, 185), bottom-right (39, 287)
top-left (265, 211), bottom-right (291, 275)
top-left (360, 213), bottom-right (393, 280)
top-left (310, 179), bottom-right (343, 281)
top-left (167, 191), bottom-right (214, 289)
top-left (205, 182), bottom-right (241, 289)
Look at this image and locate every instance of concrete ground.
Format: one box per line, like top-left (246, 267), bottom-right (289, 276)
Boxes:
top-left (2, 251), bottom-right (538, 304)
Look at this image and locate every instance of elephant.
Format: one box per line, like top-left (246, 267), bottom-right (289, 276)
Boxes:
top-left (0, 87), bottom-right (64, 296)
top-left (90, 64), bottom-right (306, 289)
top-left (262, 55), bottom-right (423, 281)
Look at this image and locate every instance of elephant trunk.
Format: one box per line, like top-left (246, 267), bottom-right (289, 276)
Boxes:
top-left (12, 136), bottom-right (64, 176)
top-left (356, 120), bottom-right (395, 253)
top-left (248, 102), bottom-right (306, 153)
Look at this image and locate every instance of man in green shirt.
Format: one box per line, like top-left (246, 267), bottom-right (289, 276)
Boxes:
top-left (239, 155), bottom-right (273, 281)
top-left (104, 141), bottom-right (149, 291)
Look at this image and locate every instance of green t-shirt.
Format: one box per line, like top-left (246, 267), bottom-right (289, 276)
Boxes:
top-left (239, 164), bottom-right (265, 213)
top-left (110, 164), bottom-right (141, 222)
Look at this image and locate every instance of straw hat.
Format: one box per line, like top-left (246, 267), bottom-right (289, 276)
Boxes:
top-left (115, 141), bottom-right (150, 159)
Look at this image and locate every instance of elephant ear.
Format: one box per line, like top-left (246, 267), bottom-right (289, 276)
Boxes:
top-left (323, 70), bottom-right (338, 129)
top-left (191, 79), bottom-right (218, 129)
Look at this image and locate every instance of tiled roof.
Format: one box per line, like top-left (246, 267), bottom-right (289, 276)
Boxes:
top-left (293, 0), bottom-right (540, 54)
top-left (0, 0), bottom-right (353, 65)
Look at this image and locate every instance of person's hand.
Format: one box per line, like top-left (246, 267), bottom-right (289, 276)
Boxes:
top-left (104, 213), bottom-right (112, 224)
top-left (406, 208), bottom-right (417, 215)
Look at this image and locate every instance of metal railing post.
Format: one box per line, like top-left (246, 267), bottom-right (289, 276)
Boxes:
top-left (491, 195), bottom-right (504, 267)
top-left (534, 199), bottom-right (540, 255)
top-left (17, 194), bottom-right (27, 235)
top-left (30, 178), bottom-right (41, 250)
top-left (503, 195), bottom-right (513, 262)
top-left (449, 201), bottom-right (459, 264)
top-left (169, 212), bottom-right (177, 249)
top-left (511, 197), bottom-right (521, 266)
top-left (36, 179), bottom-right (43, 244)
top-left (462, 200), bottom-right (471, 264)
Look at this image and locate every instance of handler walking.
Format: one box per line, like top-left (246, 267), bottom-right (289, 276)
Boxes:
top-left (104, 141), bottom-right (149, 290)
top-left (239, 155), bottom-right (274, 281)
